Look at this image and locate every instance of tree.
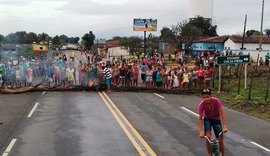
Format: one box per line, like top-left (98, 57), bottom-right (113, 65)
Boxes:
top-left (160, 20), bottom-right (202, 51)
top-left (160, 27), bottom-right (175, 43)
top-left (68, 37), bottom-right (80, 44)
top-left (0, 34), bottom-right (4, 44)
top-left (18, 44), bottom-right (32, 57)
top-left (15, 31), bottom-right (28, 44)
top-left (147, 33), bottom-right (159, 52)
top-left (119, 36), bottom-right (142, 55)
top-left (188, 16), bottom-right (217, 36)
top-left (4, 33), bottom-right (18, 44)
top-left (27, 32), bottom-right (38, 44)
top-left (59, 35), bottom-right (69, 44)
top-left (246, 30), bottom-right (260, 37)
top-left (176, 22), bottom-right (203, 49)
top-left (265, 29), bottom-right (270, 37)
top-left (52, 35), bottom-right (61, 46)
top-left (82, 31), bottom-right (95, 50)
top-left (112, 36), bottom-right (122, 40)
top-left (37, 33), bottom-right (50, 43)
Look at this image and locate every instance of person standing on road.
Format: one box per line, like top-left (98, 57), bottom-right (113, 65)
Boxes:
top-left (140, 63), bottom-right (147, 83)
top-left (198, 89), bottom-right (228, 156)
top-left (103, 64), bottom-right (112, 93)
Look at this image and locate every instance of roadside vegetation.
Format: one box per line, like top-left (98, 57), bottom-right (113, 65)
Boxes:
top-left (211, 64), bottom-right (270, 121)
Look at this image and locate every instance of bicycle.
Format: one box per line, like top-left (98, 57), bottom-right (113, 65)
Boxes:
top-left (204, 132), bottom-right (223, 156)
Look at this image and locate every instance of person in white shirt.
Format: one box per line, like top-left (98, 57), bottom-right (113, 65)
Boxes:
top-left (15, 67), bottom-right (21, 87)
top-left (66, 66), bottom-right (75, 86)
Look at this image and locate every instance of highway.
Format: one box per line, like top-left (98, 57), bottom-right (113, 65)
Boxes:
top-left (0, 92), bottom-right (269, 156)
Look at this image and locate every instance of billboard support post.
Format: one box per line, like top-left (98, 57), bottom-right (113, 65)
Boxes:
top-left (144, 31), bottom-right (146, 54)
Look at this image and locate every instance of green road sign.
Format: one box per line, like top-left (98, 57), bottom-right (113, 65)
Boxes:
top-left (217, 55), bottom-right (250, 65)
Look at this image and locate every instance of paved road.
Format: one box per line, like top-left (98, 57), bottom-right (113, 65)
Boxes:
top-left (0, 93), bottom-right (40, 151)
top-left (0, 92), bottom-right (269, 156)
top-left (108, 92), bottom-right (270, 156)
top-left (1, 92), bottom-right (139, 156)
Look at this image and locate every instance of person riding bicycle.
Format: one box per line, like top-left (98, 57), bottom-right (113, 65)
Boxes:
top-left (198, 89), bottom-right (228, 156)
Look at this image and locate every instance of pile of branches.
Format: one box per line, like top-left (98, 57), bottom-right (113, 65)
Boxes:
top-left (0, 82), bottom-right (196, 95)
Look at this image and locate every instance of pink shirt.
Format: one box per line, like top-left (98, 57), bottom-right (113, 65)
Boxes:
top-left (198, 97), bottom-right (222, 120)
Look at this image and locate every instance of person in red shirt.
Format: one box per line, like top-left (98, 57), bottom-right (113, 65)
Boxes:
top-left (198, 89), bottom-right (228, 156)
top-left (204, 66), bottom-right (212, 89)
top-left (133, 64), bottom-right (139, 86)
top-left (197, 66), bottom-right (204, 89)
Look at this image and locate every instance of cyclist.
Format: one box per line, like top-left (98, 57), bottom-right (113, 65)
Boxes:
top-left (198, 89), bottom-right (228, 156)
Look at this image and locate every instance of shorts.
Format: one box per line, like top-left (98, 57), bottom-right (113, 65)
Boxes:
top-left (204, 118), bottom-right (223, 140)
top-left (146, 76), bottom-right (152, 82)
top-left (198, 76), bottom-right (204, 80)
top-left (141, 74), bottom-right (146, 82)
top-left (106, 78), bottom-right (111, 85)
top-left (156, 81), bottom-right (162, 87)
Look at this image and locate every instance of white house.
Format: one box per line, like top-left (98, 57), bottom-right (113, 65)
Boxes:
top-left (105, 40), bottom-right (129, 59)
top-left (224, 36), bottom-right (270, 61)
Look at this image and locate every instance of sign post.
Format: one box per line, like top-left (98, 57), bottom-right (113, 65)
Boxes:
top-left (219, 65), bottom-right (221, 93)
top-left (217, 55), bottom-right (250, 92)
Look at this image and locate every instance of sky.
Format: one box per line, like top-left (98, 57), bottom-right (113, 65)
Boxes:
top-left (0, 0), bottom-right (269, 39)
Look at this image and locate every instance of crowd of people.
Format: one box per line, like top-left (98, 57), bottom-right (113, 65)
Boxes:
top-left (0, 50), bottom-right (225, 91)
top-left (0, 50), bottom-right (103, 88)
top-left (105, 51), bottom-right (215, 91)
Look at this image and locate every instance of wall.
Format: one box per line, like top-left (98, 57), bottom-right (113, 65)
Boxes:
top-left (107, 47), bottom-right (129, 58)
top-left (224, 39), bottom-right (270, 61)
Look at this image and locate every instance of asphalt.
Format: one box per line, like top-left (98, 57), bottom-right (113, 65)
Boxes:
top-left (0, 93), bottom-right (40, 153)
top-left (3, 92), bottom-right (138, 156)
top-left (108, 92), bottom-right (270, 156)
top-left (0, 92), bottom-right (269, 156)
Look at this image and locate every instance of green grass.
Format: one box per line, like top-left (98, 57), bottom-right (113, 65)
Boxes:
top-left (211, 65), bottom-right (270, 121)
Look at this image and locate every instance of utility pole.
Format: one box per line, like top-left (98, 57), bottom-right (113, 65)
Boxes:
top-left (256, 0), bottom-right (265, 72)
top-left (259, 0), bottom-right (264, 51)
top-left (238, 15), bottom-right (247, 95)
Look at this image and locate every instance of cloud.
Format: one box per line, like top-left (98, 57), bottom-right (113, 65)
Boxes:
top-left (214, 0), bottom-right (270, 35)
top-left (0, 0), bottom-right (30, 6)
top-left (0, 0), bottom-right (269, 39)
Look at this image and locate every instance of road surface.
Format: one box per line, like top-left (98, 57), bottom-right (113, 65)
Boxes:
top-left (0, 92), bottom-right (269, 156)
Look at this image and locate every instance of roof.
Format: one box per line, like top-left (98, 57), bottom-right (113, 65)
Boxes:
top-left (193, 36), bottom-right (229, 43)
top-left (228, 36), bottom-right (270, 44)
top-left (1, 44), bottom-right (19, 49)
top-left (106, 40), bottom-right (120, 48)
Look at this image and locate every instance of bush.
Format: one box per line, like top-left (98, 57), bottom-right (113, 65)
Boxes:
top-left (234, 95), bottom-right (245, 101)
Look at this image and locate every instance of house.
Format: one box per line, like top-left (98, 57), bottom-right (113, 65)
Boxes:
top-left (159, 42), bottom-right (177, 54)
top-left (106, 40), bottom-right (129, 59)
top-left (224, 36), bottom-right (270, 61)
top-left (0, 44), bottom-right (20, 57)
top-left (191, 36), bottom-right (228, 56)
top-left (1, 43), bottom-right (19, 52)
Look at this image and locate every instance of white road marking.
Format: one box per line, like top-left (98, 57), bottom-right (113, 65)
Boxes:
top-left (181, 107), bottom-right (199, 117)
top-left (42, 91), bottom-right (46, 95)
top-left (2, 139), bottom-right (17, 156)
top-left (27, 102), bottom-right (39, 118)
top-left (251, 141), bottom-right (270, 152)
top-left (154, 93), bottom-right (165, 99)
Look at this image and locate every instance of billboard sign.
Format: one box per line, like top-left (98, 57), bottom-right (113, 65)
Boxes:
top-left (133, 19), bottom-right (157, 31)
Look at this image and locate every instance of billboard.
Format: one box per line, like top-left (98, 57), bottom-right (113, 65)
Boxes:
top-left (133, 19), bottom-right (157, 31)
